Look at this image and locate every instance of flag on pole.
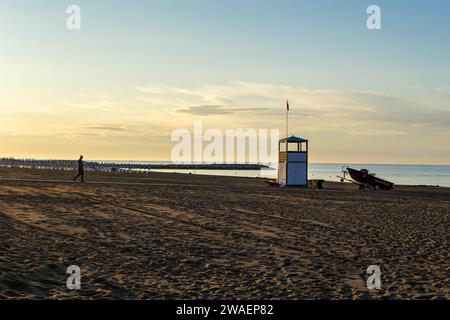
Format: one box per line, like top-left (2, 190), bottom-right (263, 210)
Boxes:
top-left (286, 100), bottom-right (289, 138)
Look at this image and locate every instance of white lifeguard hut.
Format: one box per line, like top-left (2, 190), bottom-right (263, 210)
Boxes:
top-left (278, 136), bottom-right (309, 186)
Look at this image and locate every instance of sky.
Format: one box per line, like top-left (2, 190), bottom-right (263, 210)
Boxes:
top-left (0, 0), bottom-right (449, 164)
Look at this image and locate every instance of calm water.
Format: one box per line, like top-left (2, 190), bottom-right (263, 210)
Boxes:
top-left (148, 164), bottom-right (450, 187)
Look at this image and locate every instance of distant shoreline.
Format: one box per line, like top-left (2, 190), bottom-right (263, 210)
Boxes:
top-left (0, 158), bottom-right (269, 171)
top-left (0, 165), bottom-right (448, 189)
top-left (1, 157), bottom-right (450, 166)
top-left (1, 158), bottom-right (449, 187)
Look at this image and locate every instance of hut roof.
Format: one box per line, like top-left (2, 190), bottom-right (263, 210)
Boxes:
top-left (280, 135), bottom-right (308, 143)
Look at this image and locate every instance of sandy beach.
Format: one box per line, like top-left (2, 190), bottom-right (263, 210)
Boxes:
top-left (0, 167), bottom-right (448, 300)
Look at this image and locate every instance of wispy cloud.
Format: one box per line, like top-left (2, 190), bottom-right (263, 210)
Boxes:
top-left (6, 82), bottom-right (450, 139)
top-left (2, 82), bottom-right (449, 162)
top-left (85, 126), bottom-right (130, 132)
top-left (176, 105), bottom-right (232, 115)
top-left (135, 82), bottom-right (450, 134)
top-left (176, 105), bottom-right (270, 116)
top-left (58, 95), bottom-right (119, 112)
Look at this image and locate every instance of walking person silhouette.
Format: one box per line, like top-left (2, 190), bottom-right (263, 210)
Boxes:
top-left (73, 155), bottom-right (85, 183)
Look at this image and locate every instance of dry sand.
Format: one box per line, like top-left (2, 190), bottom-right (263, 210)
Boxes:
top-left (0, 167), bottom-right (448, 300)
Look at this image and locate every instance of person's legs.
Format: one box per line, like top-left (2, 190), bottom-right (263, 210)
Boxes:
top-left (73, 169), bottom-right (82, 182)
top-left (81, 170), bottom-right (85, 183)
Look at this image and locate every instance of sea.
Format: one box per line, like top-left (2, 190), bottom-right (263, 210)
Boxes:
top-left (100, 161), bottom-right (450, 187)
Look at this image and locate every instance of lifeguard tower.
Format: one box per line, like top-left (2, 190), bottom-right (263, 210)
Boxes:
top-left (278, 136), bottom-right (309, 186)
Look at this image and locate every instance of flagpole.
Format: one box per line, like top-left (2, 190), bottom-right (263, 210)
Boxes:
top-left (286, 100), bottom-right (289, 138)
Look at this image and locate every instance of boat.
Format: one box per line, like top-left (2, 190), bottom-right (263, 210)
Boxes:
top-left (339, 167), bottom-right (394, 190)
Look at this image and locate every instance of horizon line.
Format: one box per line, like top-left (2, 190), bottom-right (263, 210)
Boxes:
top-left (1, 157), bottom-right (450, 167)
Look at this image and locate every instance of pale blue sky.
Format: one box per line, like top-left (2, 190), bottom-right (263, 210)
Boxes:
top-left (0, 1), bottom-right (449, 163)
top-left (3, 0), bottom-right (450, 90)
